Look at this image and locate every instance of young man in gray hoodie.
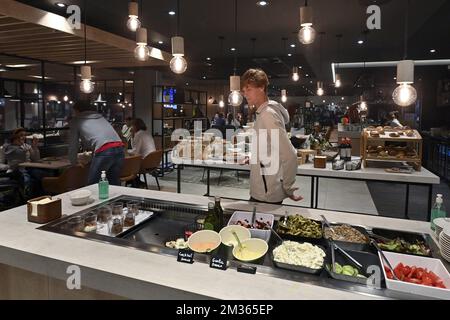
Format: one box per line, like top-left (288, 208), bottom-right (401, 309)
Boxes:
top-left (241, 68), bottom-right (303, 204)
top-left (69, 101), bottom-right (124, 185)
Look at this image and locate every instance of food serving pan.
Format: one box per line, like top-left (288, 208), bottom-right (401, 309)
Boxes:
top-left (369, 228), bottom-right (432, 257)
top-left (323, 223), bottom-right (371, 252)
top-left (271, 241), bottom-right (328, 275)
top-left (325, 247), bottom-right (385, 286)
top-left (275, 219), bottom-right (325, 246)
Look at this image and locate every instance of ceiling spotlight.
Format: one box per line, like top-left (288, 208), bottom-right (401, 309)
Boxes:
top-left (430, 49), bottom-right (436, 53)
top-left (357, 40), bottom-right (364, 45)
top-left (287, 53), bottom-right (292, 57)
top-left (305, 74), bottom-right (309, 77)
top-left (202, 76), bottom-right (207, 79)
top-left (230, 47), bottom-right (236, 51)
top-left (341, 97), bottom-right (345, 101)
top-left (290, 44), bottom-right (296, 48)
top-left (55, 2), bottom-right (66, 8)
top-left (206, 57), bottom-right (211, 61)
top-left (168, 11), bottom-right (176, 15)
top-left (158, 41), bottom-right (163, 44)
top-left (256, 1), bottom-right (268, 6)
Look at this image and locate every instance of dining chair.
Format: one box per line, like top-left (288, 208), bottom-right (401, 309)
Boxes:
top-left (139, 150), bottom-right (163, 190)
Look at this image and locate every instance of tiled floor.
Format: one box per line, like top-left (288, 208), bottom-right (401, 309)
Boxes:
top-left (150, 167), bottom-right (379, 215)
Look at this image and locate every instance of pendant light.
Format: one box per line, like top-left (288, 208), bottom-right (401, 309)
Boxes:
top-left (316, 81), bottom-right (324, 96)
top-left (316, 32), bottom-right (325, 96)
top-left (281, 89), bottom-right (287, 103)
top-left (298, 0), bottom-right (316, 45)
top-left (170, 0), bottom-right (187, 74)
top-left (219, 94), bottom-right (225, 108)
top-left (228, 0), bottom-right (243, 107)
top-left (80, 0), bottom-right (94, 94)
top-left (335, 34), bottom-right (343, 88)
top-left (127, 1), bottom-right (141, 32)
top-left (135, 27), bottom-right (150, 61)
top-left (393, 0), bottom-right (417, 107)
top-left (359, 95), bottom-right (367, 111)
top-left (292, 67), bottom-right (300, 81)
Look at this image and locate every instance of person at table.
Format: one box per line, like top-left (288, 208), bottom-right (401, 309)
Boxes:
top-left (2, 128), bottom-right (43, 197)
top-left (122, 117), bottom-right (133, 146)
top-left (3, 128), bottom-right (40, 171)
top-left (241, 68), bottom-right (303, 204)
top-left (226, 112), bottom-right (240, 129)
top-left (68, 100), bottom-right (124, 186)
top-left (388, 111), bottom-right (403, 128)
top-left (129, 118), bottom-right (156, 159)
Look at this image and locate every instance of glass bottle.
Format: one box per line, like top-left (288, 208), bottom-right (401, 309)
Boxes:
top-left (98, 170), bottom-right (109, 200)
top-left (214, 197), bottom-right (224, 230)
top-left (204, 202), bottom-right (220, 232)
top-left (431, 194), bottom-right (447, 231)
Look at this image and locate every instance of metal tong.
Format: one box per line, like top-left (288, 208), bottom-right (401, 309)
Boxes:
top-left (321, 215), bottom-right (364, 273)
top-left (371, 239), bottom-right (399, 281)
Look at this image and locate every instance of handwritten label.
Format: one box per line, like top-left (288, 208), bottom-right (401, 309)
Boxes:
top-left (177, 249), bottom-right (194, 264)
top-left (210, 255), bottom-right (227, 270)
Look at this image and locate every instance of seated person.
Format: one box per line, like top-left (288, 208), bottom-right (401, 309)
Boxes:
top-left (226, 112), bottom-right (240, 128)
top-left (214, 113), bottom-right (226, 127)
top-left (129, 118), bottom-right (156, 159)
top-left (2, 128), bottom-right (45, 198)
top-left (3, 128), bottom-right (40, 171)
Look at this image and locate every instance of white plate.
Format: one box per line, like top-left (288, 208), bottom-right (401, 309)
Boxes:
top-left (71, 197), bottom-right (95, 206)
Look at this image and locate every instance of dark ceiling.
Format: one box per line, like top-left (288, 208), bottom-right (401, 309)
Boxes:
top-left (13, 0), bottom-right (450, 96)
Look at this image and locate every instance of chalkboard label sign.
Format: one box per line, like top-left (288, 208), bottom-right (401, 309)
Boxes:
top-left (177, 249), bottom-right (194, 264)
top-left (237, 264), bottom-right (257, 274)
top-left (210, 255), bottom-right (227, 270)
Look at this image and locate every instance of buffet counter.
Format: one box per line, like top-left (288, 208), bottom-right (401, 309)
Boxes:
top-left (0, 185), bottom-right (445, 300)
top-left (172, 156), bottom-right (439, 218)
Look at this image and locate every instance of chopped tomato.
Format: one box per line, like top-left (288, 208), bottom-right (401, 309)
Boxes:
top-left (389, 263), bottom-right (447, 289)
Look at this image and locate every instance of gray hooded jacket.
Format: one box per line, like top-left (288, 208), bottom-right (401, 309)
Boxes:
top-left (68, 111), bottom-right (121, 164)
top-left (250, 100), bottom-right (297, 203)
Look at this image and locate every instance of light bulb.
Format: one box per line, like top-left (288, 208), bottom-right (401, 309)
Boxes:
top-left (228, 90), bottom-right (243, 107)
top-left (317, 87), bottom-right (324, 96)
top-left (134, 44), bottom-right (150, 61)
top-left (392, 83), bottom-right (417, 107)
top-left (360, 101), bottom-right (367, 111)
top-left (127, 16), bottom-right (141, 32)
top-left (335, 79), bottom-right (342, 88)
top-left (281, 95), bottom-right (287, 103)
top-left (63, 95), bottom-right (69, 102)
top-left (80, 79), bottom-right (94, 94)
top-left (298, 25), bottom-right (316, 45)
top-left (292, 72), bottom-right (299, 82)
top-left (219, 100), bottom-right (225, 108)
top-left (170, 55), bottom-right (187, 74)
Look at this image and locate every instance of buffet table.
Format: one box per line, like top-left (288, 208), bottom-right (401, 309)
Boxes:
top-left (0, 185), bottom-right (446, 300)
top-left (172, 156), bottom-right (440, 219)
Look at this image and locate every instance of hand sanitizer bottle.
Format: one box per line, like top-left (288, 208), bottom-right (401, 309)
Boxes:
top-left (431, 194), bottom-right (446, 231)
top-left (98, 170), bottom-right (109, 200)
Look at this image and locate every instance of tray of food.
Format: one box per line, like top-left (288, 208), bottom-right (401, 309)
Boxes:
top-left (380, 251), bottom-right (450, 299)
top-left (323, 223), bottom-right (371, 252)
top-left (275, 214), bottom-right (324, 244)
top-left (272, 241), bottom-right (327, 275)
top-left (325, 247), bottom-right (384, 286)
top-left (369, 228), bottom-right (432, 257)
top-left (227, 211), bottom-right (274, 242)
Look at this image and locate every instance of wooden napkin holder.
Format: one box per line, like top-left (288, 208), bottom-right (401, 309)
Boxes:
top-left (314, 155), bottom-right (327, 169)
top-left (27, 196), bottom-right (62, 224)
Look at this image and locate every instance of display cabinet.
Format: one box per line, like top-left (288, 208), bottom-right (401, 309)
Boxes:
top-left (361, 127), bottom-right (423, 171)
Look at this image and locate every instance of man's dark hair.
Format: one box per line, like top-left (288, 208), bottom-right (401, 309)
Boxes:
top-left (73, 100), bottom-right (95, 113)
top-left (132, 118), bottom-right (147, 131)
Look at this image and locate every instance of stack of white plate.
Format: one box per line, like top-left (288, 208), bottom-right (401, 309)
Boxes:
top-left (439, 226), bottom-right (450, 263)
top-left (434, 217), bottom-right (450, 238)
